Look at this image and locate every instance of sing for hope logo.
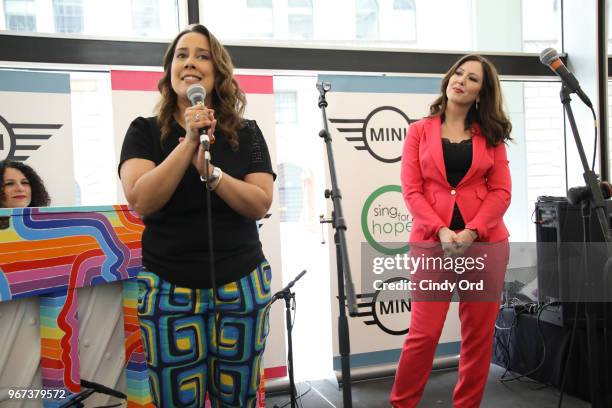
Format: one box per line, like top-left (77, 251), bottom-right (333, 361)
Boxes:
top-left (361, 185), bottom-right (413, 255)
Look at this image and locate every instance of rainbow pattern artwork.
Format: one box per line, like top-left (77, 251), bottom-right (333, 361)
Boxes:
top-left (0, 205), bottom-right (154, 407)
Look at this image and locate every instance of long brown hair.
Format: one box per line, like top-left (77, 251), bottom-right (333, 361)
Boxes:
top-left (156, 24), bottom-right (245, 149)
top-left (429, 54), bottom-right (512, 146)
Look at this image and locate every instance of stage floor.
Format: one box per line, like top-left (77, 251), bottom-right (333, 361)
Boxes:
top-left (266, 364), bottom-right (590, 408)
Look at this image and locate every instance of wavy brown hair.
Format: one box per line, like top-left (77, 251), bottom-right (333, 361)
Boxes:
top-left (0, 160), bottom-right (50, 207)
top-left (156, 24), bottom-right (245, 150)
top-left (429, 54), bottom-right (512, 146)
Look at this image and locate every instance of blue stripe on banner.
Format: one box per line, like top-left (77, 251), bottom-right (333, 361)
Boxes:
top-left (318, 75), bottom-right (441, 94)
top-left (0, 70), bottom-right (70, 94)
top-left (332, 341), bottom-right (461, 370)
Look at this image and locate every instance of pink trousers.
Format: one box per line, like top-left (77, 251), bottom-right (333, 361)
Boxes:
top-left (390, 300), bottom-right (501, 407)
top-left (390, 242), bottom-right (508, 407)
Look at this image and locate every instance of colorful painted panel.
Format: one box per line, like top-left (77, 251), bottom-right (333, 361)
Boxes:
top-left (0, 205), bottom-right (143, 301)
top-left (0, 205), bottom-right (152, 407)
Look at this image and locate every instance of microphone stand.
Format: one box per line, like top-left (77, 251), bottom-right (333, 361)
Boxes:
top-left (271, 270), bottom-right (307, 408)
top-left (316, 81), bottom-right (358, 408)
top-left (560, 84), bottom-right (610, 407)
top-left (200, 128), bottom-right (221, 398)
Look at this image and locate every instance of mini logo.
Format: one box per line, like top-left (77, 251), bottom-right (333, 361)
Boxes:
top-left (0, 114), bottom-right (62, 161)
top-left (356, 277), bottom-right (411, 335)
top-left (329, 106), bottom-right (418, 163)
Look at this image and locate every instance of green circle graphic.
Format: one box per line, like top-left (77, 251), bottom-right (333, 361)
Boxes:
top-left (361, 185), bottom-right (411, 255)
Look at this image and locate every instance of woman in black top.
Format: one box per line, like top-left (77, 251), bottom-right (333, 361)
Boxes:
top-left (119, 24), bottom-right (275, 408)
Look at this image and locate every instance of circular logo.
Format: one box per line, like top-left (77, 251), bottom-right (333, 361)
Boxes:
top-left (371, 277), bottom-right (411, 335)
top-left (362, 106), bottom-right (410, 163)
top-left (361, 185), bottom-right (412, 255)
top-left (0, 115), bottom-right (15, 161)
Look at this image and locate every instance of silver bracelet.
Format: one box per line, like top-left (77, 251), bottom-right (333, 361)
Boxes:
top-left (208, 167), bottom-right (223, 191)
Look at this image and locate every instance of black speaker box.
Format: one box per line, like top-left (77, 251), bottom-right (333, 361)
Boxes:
top-left (535, 197), bottom-right (611, 327)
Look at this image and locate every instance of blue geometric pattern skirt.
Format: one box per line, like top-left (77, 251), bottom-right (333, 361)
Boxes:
top-left (136, 261), bottom-right (272, 407)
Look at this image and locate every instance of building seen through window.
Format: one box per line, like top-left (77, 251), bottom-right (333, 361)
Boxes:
top-left (131, 0), bottom-right (161, 37)
top-left (53, 0), bottom-right (83, 33)
top-left (277, 163), bottom-right (304, 223)
top-left (275, 91), bottom-right (298, 124)
top-left (288, 0), bottom-right (313, 39)
top-left (246, 0), bottom-right (273, 38)
top-left (355, 0), bottom-right (379, 40)
top-left (0, 0), bottom-right (179, 38)
top-left (4, 0), bottom-right (36, 31)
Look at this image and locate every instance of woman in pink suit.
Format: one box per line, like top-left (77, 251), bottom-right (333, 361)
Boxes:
top-left (391, 54), bottom-right (512, 408)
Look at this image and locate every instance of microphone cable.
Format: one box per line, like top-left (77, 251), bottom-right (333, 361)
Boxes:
top-left (202, 142), bottom-right (222, 402)
top-left (57, 379), bottom-right (127, 408)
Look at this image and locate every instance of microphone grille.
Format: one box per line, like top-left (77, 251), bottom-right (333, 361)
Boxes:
top-left (187, 84), bottom-right (206, 105)
top-left (539, 48), bottom-right (559, 65)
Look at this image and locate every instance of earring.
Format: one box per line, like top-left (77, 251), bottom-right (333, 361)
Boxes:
top-left (475, 100), bottom-right (479, 111)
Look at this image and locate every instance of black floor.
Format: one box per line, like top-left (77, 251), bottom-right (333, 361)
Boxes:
top-left (266, 364), bottom-right (590, 408)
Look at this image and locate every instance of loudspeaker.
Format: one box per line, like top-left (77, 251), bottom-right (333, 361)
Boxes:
top-left (535, 197), bottom-right (611, 327)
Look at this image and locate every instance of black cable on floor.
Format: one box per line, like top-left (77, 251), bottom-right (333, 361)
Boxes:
top-left (500, 302), bottom-right (553, 383)
top-left (273, 383), bottom-right (313, 408)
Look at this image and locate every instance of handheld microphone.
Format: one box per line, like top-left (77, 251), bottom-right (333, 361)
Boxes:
top-left (539, 48), bottom-right (593, 108)
top-left (186, 83), bottom-right (212, 149)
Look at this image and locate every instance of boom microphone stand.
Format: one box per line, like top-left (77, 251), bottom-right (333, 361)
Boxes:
top-left (560, 84), bottom-right (610, 407)
top-left (271, 270), bottom-right (307, 408)
top-left (316, 81), bottom-right (358, 408)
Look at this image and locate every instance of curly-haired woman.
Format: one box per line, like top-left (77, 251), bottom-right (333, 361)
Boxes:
top-left (119, 24), bottom-right (275, 408)
top-left (0, 160), bottom-right (50, 208)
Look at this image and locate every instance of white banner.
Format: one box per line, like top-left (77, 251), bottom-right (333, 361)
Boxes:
top-left (0, 70), bottom-right (74, 206)
top-left (319, 75), bottom-right (462, 370)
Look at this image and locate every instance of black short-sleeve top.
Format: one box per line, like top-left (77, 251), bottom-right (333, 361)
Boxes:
top-left (119, 116), bottom-right (275, 288)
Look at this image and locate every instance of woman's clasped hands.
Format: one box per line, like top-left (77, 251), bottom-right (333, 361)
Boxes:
top-left (438, 227), bottom-right (477, 257)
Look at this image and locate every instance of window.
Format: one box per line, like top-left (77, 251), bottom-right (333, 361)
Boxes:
top-left (200, 0), bottom-right (560, 52)
top-left (394, 0), bottom-right (415, 9)
top-left (387, 0), bottom-right (416, 42)
top-left (275, 91), bottom-right (298, 124)
top-left (131, 0), bottom-right (161, 37)
top-left (355, 0), bottom-right (379, 40)
top-left (4, 0), bottom-right (36, 31)
top-left (288, 0), bottom-right (313, 39)
top-left (522, 0), bottom-right (561, 52)
top-left (53, 0), bottom-right (84, 34)
top-left (246, 0), bottom-right (273, 38)
top-left (247, 0), bottom-right (272, 7)
top-left (278, 163), bottom-right (304, 222)
top-left (521, 81), bottom-right (566, 241)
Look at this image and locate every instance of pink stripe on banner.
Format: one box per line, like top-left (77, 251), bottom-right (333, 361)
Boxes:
top-left (235, 75), bottom-right (273, 94)
top-left (111, 70), bottom-right (162, 91)
top-left (264, 365), bottom-right (287, 379)
top-left (111, 70), bottom-right (273, 94)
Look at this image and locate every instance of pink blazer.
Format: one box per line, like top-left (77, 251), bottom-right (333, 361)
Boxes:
top-left (401, 116), bottom-right (511, 243)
